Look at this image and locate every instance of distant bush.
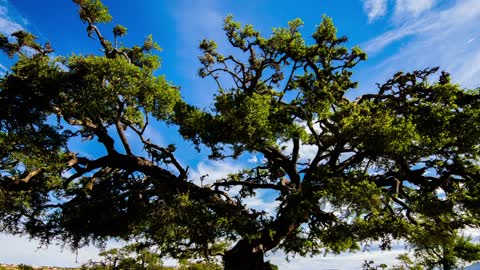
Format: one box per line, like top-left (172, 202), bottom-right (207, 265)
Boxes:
top-left (17, 265), bottom-right (34, 270)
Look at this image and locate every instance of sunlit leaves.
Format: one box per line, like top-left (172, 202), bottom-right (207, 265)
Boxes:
top-left (74, 0), bottom-right (112, 24)
top-left (113, 24), bottom-right (127, 37)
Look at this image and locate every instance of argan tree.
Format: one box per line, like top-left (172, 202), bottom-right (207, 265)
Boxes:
top-left (1, 1), bottom-right (479, 269)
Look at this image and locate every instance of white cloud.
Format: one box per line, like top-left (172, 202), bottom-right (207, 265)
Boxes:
top-left (364, 0), bottom-right (480, 53)
top-left (270, 248), bottom-right (406, 270)
top-left (394, 0), bottom-right (436, 18)
top-left (189, 158), bottom-right (282, 215)
top-left (0, 3), bottom-right (23, 35)
top-left (463, 228), bottom-right (480, 242)
top-left (0, 234), bottom-right (180, 268)
top-left (0, 1), bottom-right (28, 74)
top-left (243, 189), bottom-right (279, 215)
top-left (0, 234), bottom-right (106, 267)
top-left (362, 0), bottom-right (480, 88)
top-left (363, 0), bottom-right (388, 22)
top-left (0, 13), bottom-right (22, 34)
top-left (248, 155), bottom-right (258, 163)
top-left (189, 160), bottom-right (243, 186)
top-left (362, 0), bottom-right (436, 23)
top-left (280, 139), bottom-right (319, 162)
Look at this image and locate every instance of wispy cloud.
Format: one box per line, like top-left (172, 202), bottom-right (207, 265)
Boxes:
top-left (363, 0), bottom-right (388, 22)
top-left (364, 0), bottom-right (480, 53)
top-left (189, 160), bottom-right (243, 186)
top-left (394, 0), bottom-right (436, 18)
top-left (248, 155), bottom-right (258, 163)
top-left (243, 189), bottom-right (279, 215)
top-left (0, 0), bottom-right (30, 76)
top-left (362, 0), bottom-right (437, 23)
top-left (362, 0), bottom-right (480, 88)
top-left (0, 2), bottom-right (23, 35)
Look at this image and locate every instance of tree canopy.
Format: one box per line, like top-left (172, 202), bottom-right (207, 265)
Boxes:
top-left (1, 1), bottom-right (480, 269)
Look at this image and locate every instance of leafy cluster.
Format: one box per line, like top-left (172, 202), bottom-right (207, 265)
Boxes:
top-left (80, 243), bottom-right (223, 270)
top-left (0, 1), bottom-right (479, 270)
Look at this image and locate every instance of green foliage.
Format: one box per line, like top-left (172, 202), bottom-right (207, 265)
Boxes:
top-left (178, 259), bottom-right (223, 270)
top-left (407, 233), bottom-right (480, 269)
top-left (74, 0), bottom-right (112, 24)
top-left (80, 244), bottom-right (222, 270)
top-left (113, 24), bottom-right (127, 37)
top-left (81, 243), bottom-right (167, 270)
top-left (16, 265), bottom-right (34, 270)
top-left (0, 0), bottom-right (180, 249)
top-left (1, 1), bottom-right (480, 270)
top-left (363, 237), bottom-right (480, 270)
top-left (362, 254), bottom-right (426, 270)
top-left (392, 254), bottom-right (424, 270)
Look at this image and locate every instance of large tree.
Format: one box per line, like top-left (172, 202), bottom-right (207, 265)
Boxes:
top-left (1, 1), bottom-right (480, 269)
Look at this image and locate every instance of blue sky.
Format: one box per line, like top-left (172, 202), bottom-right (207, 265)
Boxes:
top-left (1, 0), bottom-right (480, 269)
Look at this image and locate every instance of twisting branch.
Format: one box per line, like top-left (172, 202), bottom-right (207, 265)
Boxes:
top-left (290, 137), bottom-right (301, 186)
top-left (64, 116), bottom-right (117, 155)
top-left (389, 195), bottom-right (419, 225)
top-left (115, 121), bottom-right (133, 155)
top-left (14, 167), bottom-right (45, 184)
top-left (260, 146), bottom-right (300, 185)
top-left (85, 18), bottom-right (110, 52)
top-left (292, 136), bottom-right (300, 165)
top-left (129, 124), bottom-right (187, 179)
top-left (115, 100), bottom-right (133, 156)
top-left (84, 17), bottom-right (131, 63)
top-left (278, 61), bottom-right (298, 103)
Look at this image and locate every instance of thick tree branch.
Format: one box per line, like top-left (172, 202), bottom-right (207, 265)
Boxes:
top-left (260, 146), bottom-right (300, 185)
top-left (116, 121), bottom-right (133, 155)
top-left (213, 180), bottom-right (286, 192)
top-left (129, 124), bottom-right (187, 179)
top-left (16, 167), bottom-right (45, 184)
top-left (64, 116), bottom-right (117, 155)
top-left (115, 101), bottom-right (133, 155)
top-left (84, 17), bottom-right (131, 63)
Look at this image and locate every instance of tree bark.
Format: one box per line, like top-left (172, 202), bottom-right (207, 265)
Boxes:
top-left (224, 240), bottom-right (270, 270)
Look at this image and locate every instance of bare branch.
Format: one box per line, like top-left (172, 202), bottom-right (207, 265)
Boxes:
top-left (16, 167), bottom-right (45, 184)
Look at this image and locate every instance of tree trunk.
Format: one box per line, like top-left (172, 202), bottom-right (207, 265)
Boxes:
top-left (224, 239), bottom-right (271, 270)
top-left (441, 259), bottom-right (451, 270)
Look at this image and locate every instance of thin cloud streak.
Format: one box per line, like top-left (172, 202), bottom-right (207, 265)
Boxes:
top-left (362, 0), bottom-right (480, 88)
top-left (0, 2), bottom-right (23, 35)
top-left (362, 0), bottom-right (436, 23)
top-left (0, 12), bottom-right (22, 34)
